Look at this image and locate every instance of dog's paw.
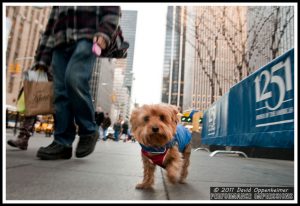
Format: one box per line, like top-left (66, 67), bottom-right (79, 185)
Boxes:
top-left (135, 183), bottom-right (152, 190)
top-left (179, 179), bottom-right (187, 184)
top-left (167, 175), bottom-right (178, 184)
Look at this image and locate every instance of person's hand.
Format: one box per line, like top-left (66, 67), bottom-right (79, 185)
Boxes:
top-left (33, 65), bottom-right (47, 71)
top-left (33, 65), bottom-right (53, 81)
top-left (93, 35), bottom-right (107, 50)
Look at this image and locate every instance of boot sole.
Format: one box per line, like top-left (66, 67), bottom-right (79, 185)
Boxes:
top-left (36, 151), bottom-right (72, 160)
top-left (7, 141), bottom-right (27, 150)
top-left (75, 147), bottom-right (95, 158)
top-left (7, 141), bottom-right (18, 148)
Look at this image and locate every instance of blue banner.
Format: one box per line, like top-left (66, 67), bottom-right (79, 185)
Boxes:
top-left (202, 49), bottom-right (294, 148)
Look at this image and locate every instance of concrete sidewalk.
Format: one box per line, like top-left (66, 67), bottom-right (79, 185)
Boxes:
top-left (5, 130), bottom-right (295, 202)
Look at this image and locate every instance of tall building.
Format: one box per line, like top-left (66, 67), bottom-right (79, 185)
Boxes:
top-left (182, 6), bottom-right (248, 112)
top-left (112, 67), bottom-right (130, 122)
top-left (161, 6), bottom-right (187, 108)
top-left (119, 10), bottom-right (138, 95)
top-left (246, 6), bottom-right (294, 72)
top-left (90, 9), bottom-right (137, 120)
top-left (113, 10), bottom-right (137, 120)
top-left (180, 6), bottom-right (294, 113)
top-left (5, 6), bottom-right (51, 106)
top-left (90, 58), bottom-right (115, 113)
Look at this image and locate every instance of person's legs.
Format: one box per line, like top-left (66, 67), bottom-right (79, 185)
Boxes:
top-left (103, 128), bottom-right (108, 140)
top-left (37, 40), bottom-right (98, 159)
top-left (64, 39), bottom-right (98, 158)
top-left (114, 131), bottom-right (117, 141)
top-left (65, 39), bottom-right (96, 136)
top-left (36, 45), bottom-right (75, 160)
top-left (7, 116), bottom-right (36, 150)
top-left (51, 46), bottom-right (77, 146)
top-left (114, 130), bottom-right (119, 141)
top-left (98, 126), bottom-right (102, 141)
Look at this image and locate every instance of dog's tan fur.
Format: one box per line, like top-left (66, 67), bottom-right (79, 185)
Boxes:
top-left (130, 104), bottom-right (191, 189)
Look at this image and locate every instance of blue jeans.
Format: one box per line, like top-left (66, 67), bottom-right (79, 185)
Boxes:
top-left (51, 39), bottom-right (97, 146)
top-left (102, 128), bottom-right (108, 140)
top-left (114, 131), bottom-right (120, 141)
top-left (104, 129), bottom-right (108, 137)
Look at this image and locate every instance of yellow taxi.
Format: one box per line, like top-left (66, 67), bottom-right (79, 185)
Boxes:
top-left (179, 109), bottom-right (203, 132)
top-left (34, 115), bottom-right (54, 136)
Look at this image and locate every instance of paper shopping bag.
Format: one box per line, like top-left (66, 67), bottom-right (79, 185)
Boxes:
top-left (23, 80), bottom-right (55, 116)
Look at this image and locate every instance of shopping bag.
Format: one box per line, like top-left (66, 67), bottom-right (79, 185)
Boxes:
top-left (17, 89), bottom-right (26, 113)
top-left (23, 69), bottom-right (55, 116)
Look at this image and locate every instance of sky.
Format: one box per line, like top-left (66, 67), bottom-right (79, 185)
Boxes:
top-left (120, 4), bottom-right (168, 106)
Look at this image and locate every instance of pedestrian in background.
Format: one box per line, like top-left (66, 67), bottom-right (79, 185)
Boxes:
top-left (33, 6), bottom-right (122, 160)
top-left (127, 127), bottom-right (135, 143)
top-left (112, 119), bottom-right (122, 142)
top-left (95, 107), bottom-right (104, 141)
top-left (101, 113), bottom-right (111, 141)
top-left (7, 116), bottom-right (37, 150)
top-left (120, 120), bottom-right (129, 142)
top-left (7, 69), bottom-right (57, 150)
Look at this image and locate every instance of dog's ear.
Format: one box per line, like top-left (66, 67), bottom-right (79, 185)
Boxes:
top-left (168, 105), bottom-right (179, 124)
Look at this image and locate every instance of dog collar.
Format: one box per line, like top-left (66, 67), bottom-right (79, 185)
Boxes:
top-left (139, 143), bottom-right (167, 154)
top-left (165, 137), bottom-right (177, 148)
top-left (139, 136), bottom-right (178, 154)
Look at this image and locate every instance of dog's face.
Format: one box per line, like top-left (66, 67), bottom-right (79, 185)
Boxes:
top-left (130, 104), bottom-right (179, 147)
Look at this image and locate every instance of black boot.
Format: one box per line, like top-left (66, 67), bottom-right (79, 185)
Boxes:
top-left (7, 116), bottom-right (35, 150)
top-left (7, 133), bottom-right (30, 150)
top-left (37, 141), bottom-right (72, 160)
top-left (76, 131), bottom-right (99, 158)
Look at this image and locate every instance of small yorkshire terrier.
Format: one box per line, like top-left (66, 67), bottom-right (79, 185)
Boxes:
top-left (130, 104), bottom-right (192, 189)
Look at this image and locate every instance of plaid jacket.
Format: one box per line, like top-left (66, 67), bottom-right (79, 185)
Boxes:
top-left (34, 6), bottom-right (121, 70)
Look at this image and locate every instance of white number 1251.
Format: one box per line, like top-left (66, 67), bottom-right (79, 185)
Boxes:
top-left (254, 57), bottom-right (292, 111)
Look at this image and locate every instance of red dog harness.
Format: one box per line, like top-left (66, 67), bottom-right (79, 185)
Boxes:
top-left (139, 125), bottom-right (191, 169)
top-left (141, 149), bottom-right (168, 168)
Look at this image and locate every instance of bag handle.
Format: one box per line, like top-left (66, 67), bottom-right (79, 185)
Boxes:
top-left (26, 65), bottom-right (53, 81)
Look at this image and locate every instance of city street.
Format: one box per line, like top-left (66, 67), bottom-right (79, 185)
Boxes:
top-left (5, 129), bottom-right (294, 202)
top-left (4, 4), bottom-right (296, 203)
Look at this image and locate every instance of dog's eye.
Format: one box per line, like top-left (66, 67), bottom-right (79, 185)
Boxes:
top-left (144, 116), bottom-right (149, 122)
top-left (159, 115), bottom-right (165, 121)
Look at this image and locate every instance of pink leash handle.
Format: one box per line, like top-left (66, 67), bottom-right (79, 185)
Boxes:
top-left (92, 42), bottom-right (102, 56)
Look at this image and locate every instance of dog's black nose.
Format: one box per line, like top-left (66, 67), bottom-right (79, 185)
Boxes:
top-left (152, 127), bottom-right (159, 133)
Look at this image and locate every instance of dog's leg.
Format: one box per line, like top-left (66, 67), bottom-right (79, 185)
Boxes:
top-left (136, 155), bottom-right (156, 189)
top-left (165, 147), bottom-right (183, 184)
top-left (179, 143), bottom-right (191, 183)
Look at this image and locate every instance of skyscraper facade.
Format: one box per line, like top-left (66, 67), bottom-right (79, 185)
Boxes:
top-left (180, 6), bottom-right (294, 113)
top-left (119, 10), bottom-right (138, 95)
top-left (246, 6), bottom-right (294, 72)
top-left (90, 10), bottom-right (138, 121)
top-left (182, 6), bottom-right (248, 112)
top-left (6, 6), bottom-right (51, 106)
top-left (90, 58), bottom-right (115, 113)
top-left (161, 6), bottom-right (187, 108)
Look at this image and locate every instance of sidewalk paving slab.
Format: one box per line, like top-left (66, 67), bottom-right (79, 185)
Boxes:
top-left (5, 131), bottom-right (294, 201)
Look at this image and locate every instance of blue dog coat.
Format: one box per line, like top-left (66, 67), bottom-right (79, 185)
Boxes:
top-left (140, 124), bottom-right (192, 168)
